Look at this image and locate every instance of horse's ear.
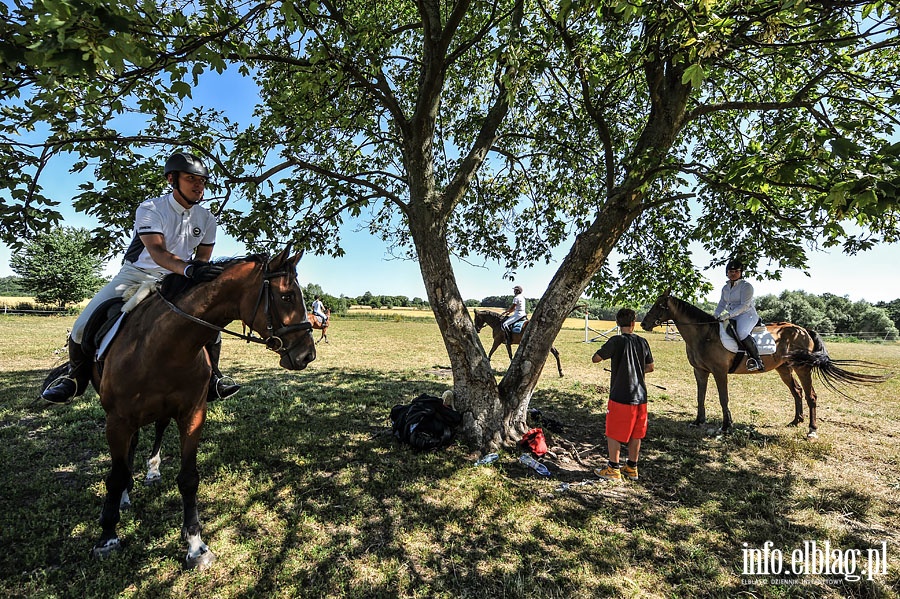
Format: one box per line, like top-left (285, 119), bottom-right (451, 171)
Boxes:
top-left (270, 243), bottom-right (294, 268)
top-left (664, 287), bottom-right (672, 297)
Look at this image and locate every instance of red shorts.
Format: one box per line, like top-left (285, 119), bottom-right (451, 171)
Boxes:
top-left (605, 401), bottom-right (648, 444)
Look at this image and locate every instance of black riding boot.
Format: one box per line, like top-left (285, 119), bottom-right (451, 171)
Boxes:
top-left (741, 335), bottom-right (764, 372)
top-left (41, 341), bottom-right (91, 403)
top-left (205, 340), bottom-right (241, 402)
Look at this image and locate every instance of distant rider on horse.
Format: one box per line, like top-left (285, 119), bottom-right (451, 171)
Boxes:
top-left (311, 295), bottom-right (328, 325)
top-left (500, 285), bottom-right (527, 350)
top-left (713, 259), bottom-right (763, 372)
top-left (41, 152), bottom-right (241, 403)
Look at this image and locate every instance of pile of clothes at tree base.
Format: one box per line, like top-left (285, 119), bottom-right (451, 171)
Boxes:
top-left (390, 393), bottom-right (462, 450)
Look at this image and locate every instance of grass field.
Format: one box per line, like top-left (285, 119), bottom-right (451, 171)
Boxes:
top-left (1, 313), bottom-right (899, 598)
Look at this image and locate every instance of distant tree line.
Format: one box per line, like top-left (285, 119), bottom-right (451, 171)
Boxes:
top-left (757, 291), bottom-right (898, 340)
top-left (303, 286), bottom-right (431, 315)
top-left (0, 276), bottom-right (28, 296)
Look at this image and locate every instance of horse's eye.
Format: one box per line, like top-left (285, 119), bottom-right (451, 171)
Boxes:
top-left (280, 294), bottom-right (293, 303)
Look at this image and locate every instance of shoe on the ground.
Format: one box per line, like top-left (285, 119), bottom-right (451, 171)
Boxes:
top-left (41, 378), bottom-right (77, 404)
top-left (621, 464), bottom-right (639, 480)
top-left (594, 465), bottom-right (622, 481)
top-left (207, 376), bottom-right (241, 402)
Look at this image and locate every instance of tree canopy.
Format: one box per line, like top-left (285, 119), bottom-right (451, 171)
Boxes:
top-left (3, 0), bottom-right (899, 448)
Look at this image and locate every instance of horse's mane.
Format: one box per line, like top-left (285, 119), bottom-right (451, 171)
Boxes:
top-left (159, 254), bottom-right (268, 301)
top-left (670, 295), bottom-right (716, 322)
top-left (475, 309), bottom-right (504, 324)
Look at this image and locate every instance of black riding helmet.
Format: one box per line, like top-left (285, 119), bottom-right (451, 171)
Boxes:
top-left (726, 259), bottom-right (744, 271)
top-left (164, 152), bottom-right (209, 179)
top-left (164, 152), bottom-right (209, 206)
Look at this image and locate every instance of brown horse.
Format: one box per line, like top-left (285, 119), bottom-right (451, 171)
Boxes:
top-left (641, 291), bottom-right (889, 438)
top-left (473, 308), bottom-right (563, 377)
top-left (49, 246), bottom-right (316, 568)
top-left (309, 308), bottom-right (330, 343)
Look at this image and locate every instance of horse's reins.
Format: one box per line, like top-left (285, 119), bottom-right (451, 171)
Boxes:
top-left (160, 263), bottom-right (312, 353)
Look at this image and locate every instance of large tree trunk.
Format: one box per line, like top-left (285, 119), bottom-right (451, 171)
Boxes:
top-left (407, 206), bottom-right (509, 449)
top-left (500, 197), bottom-right (641, 433)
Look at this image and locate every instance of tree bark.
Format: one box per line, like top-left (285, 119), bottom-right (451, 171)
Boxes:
top-left (407, 204), bottom-right (508, 449)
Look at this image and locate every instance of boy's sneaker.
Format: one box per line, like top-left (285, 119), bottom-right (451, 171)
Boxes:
top-left (594, 465), bottom-right (622, 481)
top-left (621, 464), bottom-right (639, 480)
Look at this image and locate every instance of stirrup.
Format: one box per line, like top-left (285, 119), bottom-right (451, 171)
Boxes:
top-left (208, 375), bottom-right (240, 402)
top-left (746, 358), bottom-right (763, 372)
top-left (41, 375), bottom-right (78, 404)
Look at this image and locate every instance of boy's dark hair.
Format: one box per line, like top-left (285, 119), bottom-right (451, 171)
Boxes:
top-left (616, 308), bottom-right (636, 327)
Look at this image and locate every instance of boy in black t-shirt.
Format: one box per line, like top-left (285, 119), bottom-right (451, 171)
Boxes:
top-left (591, 308), bottom-right (655, 481)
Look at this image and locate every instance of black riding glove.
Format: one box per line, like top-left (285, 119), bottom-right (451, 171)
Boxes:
top-left (184, 261), bottom-right (224, 282)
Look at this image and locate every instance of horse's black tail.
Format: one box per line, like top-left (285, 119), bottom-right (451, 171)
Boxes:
top-left (787, 329), bottom-right (893, 397)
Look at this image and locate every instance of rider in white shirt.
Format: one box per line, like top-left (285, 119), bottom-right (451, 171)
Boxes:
top-left (41, 152), bottom-right (241, 403)
top-left (713, 259), bottom-right (763, 372)
top-left (501, 285), bottom-right (527, 347)
top-left (311, 295), bottom-right (328, 324)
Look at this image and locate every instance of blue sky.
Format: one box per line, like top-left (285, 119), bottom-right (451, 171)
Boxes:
top-left (3, 67), bottom-right (899, 305)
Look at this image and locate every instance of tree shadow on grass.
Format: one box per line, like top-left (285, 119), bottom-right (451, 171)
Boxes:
top-left (1, 366), bottom-right (896, 598)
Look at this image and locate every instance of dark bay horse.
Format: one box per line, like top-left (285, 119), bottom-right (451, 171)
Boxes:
top-left (309, 308), bottom-right (330, 343)
top-left (473, 308), bottom-right (563, 377)
top-left (52, 246), bottom-right (316, 568)
top-left (641, 291), bottom-right (889, 438)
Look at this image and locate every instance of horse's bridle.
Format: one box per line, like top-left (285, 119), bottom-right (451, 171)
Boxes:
top-left (646, 294), bottom-right (718, 327)
top-left (246, 265), bottom-right (313, 352)
top-left (160, 260), bottom-right (313, 354)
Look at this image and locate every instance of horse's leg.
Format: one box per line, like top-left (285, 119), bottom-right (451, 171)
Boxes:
top-left (775, 365), bottom-right (804, 427)
top-left (145, 419), bottom-right (169, 485)
top-left (93, 418), bottom-right (135, 558)
top-left (796, 368), bottom-right (818, 439)
top-left (121, 428), bottom-right (140, 509)
top-left (711, 370), bottom-right (733, 433)
top-left (487, 338), bottom-right (501, 360)
top-left (692, 368), bottom-right (710, 426)
top-left (177, 412), bottom-right (216, 570)
top-left (550, 346), bottom-right (563, 377)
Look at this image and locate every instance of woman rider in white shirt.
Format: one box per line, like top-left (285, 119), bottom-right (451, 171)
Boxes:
top-left (713, 259), bottom-right (763, 372)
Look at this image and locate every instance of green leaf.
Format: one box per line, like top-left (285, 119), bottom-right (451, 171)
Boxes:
top-left (681, 63), bottom-right (705, 88)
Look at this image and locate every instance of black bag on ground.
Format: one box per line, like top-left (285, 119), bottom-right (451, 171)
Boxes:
top-left (390, 393), bottom-right (463, 450)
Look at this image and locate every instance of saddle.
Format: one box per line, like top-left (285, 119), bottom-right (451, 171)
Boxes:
top-left (509, 317), bottom-right (527, 334)
top-left (717, 321), bottom-right (774, 373)
top-left (82, 298), bottom-right (128, 363)
top-left (719, 321), bottom-right (776, 354)
top-left (83, 281), bottom-right (158, 363)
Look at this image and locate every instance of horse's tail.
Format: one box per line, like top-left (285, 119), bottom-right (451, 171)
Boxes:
top-left (786, 329), bottom-right (892, 396)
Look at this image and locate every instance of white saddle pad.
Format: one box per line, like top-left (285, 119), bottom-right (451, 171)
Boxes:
top-left (719, 324), bottom-right (777, 355)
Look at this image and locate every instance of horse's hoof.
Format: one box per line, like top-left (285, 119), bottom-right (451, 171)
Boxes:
top-left (119, 490), bottom-right (131, 510)
top-left (144, 472), bottom-right (161, 485)
top-left (807, 430), bottom-right (818, 440)
top-left (185, 548), bottom-right (217, 570)
top-left (92, 538), bottom-right (122, 559)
